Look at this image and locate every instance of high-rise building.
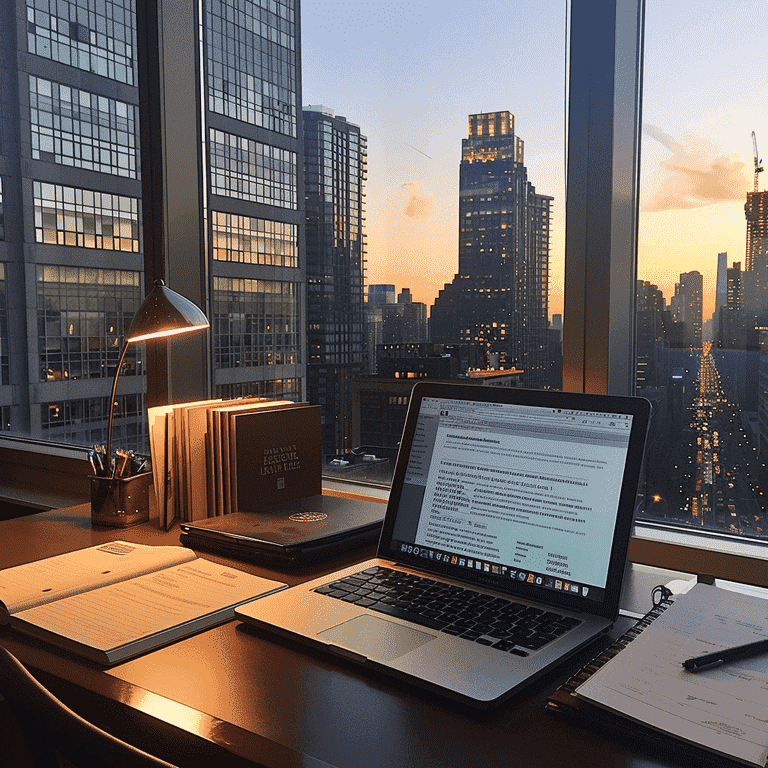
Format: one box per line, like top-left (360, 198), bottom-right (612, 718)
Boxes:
top-left (636, 280), bottom-right (671, 389)
top-left (367, 284), bottom-right (396, 308)
top-left (430, 112), bottom-right (552, 387)
top-left (671, 271), bottom-right (703, 348)
top-left (744, 191), bottom-right (768, 319)
top-left (745, 191), bottom-right (768, 274)
top-left (303, 106), bottom-right (367, 455)
top-left (715, 252), bottom-right (728, 319)
top-left (717, 261), bottom-right (759, 350)
top-left (381, 289), bottom-right (428, 345)
top-left (0, 0), bottom-right (303, 449)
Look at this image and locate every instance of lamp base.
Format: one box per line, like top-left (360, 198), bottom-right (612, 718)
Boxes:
top-left (90, 472), bottom-right (152, 527)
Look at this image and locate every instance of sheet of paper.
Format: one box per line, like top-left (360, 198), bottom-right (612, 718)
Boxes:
top-left (13, 558), bottom-right (285, 653)
top-left (0, 541), bottom-right (195, 618)
top-left (576, 583), bottom-right (768, 767)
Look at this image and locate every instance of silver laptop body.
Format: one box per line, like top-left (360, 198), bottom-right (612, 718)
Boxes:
top-left (236, 382), bottom-right (651, 708)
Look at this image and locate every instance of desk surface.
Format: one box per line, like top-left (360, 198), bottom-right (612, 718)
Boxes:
top-left (0, 506), bottom-right (701, 768)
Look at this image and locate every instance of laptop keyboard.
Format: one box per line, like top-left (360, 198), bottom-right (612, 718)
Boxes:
top-left (314, 566), bottom-right (582, 656)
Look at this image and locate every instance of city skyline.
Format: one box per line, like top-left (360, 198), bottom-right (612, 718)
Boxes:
top-left (301, 0), bottom-right (768, 321)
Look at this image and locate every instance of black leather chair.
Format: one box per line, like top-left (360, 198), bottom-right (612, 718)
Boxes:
top-left (0, 646), bottom-right (177, 768)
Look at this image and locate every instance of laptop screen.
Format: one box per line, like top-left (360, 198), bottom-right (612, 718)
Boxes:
top-left (380, 384), bottom-right (650, 617)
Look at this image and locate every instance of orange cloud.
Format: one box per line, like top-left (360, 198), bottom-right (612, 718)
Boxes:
top-left (642, 125), bottom-right (749, 212)
top-left (401, 182), bottom-right (437, 219)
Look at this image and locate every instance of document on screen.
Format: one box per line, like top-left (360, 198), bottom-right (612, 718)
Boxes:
top-left (413, 423), bottom-right (627, 588)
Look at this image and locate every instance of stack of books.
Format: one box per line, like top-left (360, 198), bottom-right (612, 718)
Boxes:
top-left (148, 398), bottom-right (321, 528)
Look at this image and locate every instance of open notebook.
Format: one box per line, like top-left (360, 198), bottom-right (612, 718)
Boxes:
top-left (236, 382), bottom-right (651, 707)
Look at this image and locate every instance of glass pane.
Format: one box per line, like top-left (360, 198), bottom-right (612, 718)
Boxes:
top-left (637, 1), bottom-right (767, 539)
top-left (2, 0), bottom-right (146, 453)
top-left (302, 0), bottom-right (567, 483)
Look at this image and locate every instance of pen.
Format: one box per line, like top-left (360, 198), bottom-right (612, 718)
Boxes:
top-left (87, 449), bottom-right (100, 476)
top-left (682, 637), bottom-right (768, 672)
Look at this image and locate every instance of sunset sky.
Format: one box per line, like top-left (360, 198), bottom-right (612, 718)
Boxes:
top-left (301, 0), bottom-right (768, 322)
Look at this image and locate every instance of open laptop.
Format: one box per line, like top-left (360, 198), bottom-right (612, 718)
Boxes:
top-left (235, 382), bottom-right (651, 707)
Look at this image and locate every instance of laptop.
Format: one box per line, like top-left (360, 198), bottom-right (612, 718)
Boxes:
top-left (235, 382), bottom-right (651, 707)
top-left (179, 494), bottom-right (385, 565)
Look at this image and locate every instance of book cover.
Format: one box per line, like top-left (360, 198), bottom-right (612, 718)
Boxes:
top-left (223, 401), bottom-right (301, 515)
top-left (232, 404), bottom-right (322, 512)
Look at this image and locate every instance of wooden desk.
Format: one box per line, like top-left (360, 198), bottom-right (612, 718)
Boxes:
top-left (0, 507), bottom-right (699, 768)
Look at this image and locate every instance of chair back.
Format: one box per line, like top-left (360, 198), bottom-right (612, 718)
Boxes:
top-left (0, 646), bottom-right (177, 768)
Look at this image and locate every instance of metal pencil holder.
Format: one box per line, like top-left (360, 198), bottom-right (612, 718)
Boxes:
top-left (90, 471), bottom-right (152, 527)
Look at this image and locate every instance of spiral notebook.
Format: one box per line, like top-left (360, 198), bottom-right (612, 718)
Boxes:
top-left (547, 582), bottom-right (768, 768)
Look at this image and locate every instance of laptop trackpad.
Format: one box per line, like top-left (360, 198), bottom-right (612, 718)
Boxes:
top-left (318, 615), bottom-right (436, 662)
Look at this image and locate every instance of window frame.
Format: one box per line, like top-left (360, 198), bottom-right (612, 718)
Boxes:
top-left (4, 0), bottom-right (768, 586)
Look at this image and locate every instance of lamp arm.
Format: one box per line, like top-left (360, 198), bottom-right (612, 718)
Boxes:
top-left (105, 340), bottom-right (131, 475)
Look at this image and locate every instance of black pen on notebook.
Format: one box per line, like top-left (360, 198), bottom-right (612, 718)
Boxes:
top-left (683, 637), bottom-right (768, 672)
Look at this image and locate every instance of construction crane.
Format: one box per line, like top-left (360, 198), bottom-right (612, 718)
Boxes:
top-left (753, 131), bottom-right (763, 192)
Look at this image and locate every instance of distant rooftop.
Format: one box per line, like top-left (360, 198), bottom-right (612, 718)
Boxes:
top-left (303, 105), bottom-right (360, 128)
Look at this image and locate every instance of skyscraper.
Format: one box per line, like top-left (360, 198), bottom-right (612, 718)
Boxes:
top-left (430, 112), bottom-right (552, 387)
top-left (745, 191), bottom-right (768, 273)
top-left (303, 106), bottom-right (367, 455)
top-left (715, 252), bottom-right (728, 320)
top-left (744, 190), bottom-right (768, 319)
top-left (0, 0), bottom-right (303, 449)
top-left (636, 279), bottom-right (671, 389)
top-left (671, 271), bottom-right (703, 348)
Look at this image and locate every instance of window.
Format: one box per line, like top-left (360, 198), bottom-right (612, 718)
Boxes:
top-left (26, 0), bottom-right (136, 85)
top-left (2, 0), bottom-right (302, 454)
top-left (636, 1), bottom-right (768, 544)
top-left (212, 213), bottom-right (298, 267)
top-left (209, 129), bottom-right (297, 208)
top-left (3, 0), bottom-right (766, 582)
top-left (206, 0), bottom-right (297, 136)
top-left (30, 76), bottom-right (139, 178)
top-left (302, 0), bottom-right (566, 474)
top-left (36, 265), bottom-right (142, 383)
top-left (212, 277), bottom-right (301, 372)
top-left (33, 182), bottom-right (140, 251)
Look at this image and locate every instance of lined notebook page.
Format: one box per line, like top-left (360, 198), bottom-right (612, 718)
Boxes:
top-left (0, 542), bottom-right (195, 617)
top-left (13, 558), bottom-right (283, 652)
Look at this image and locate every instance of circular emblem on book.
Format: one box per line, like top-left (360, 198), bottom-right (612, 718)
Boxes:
top-left (289, 512), bottom-right (327, 522)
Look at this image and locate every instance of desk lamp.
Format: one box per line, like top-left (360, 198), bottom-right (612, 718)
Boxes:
top-left (105, 279), bottom-right (209, 473)
top-left (93, 279), bottom-right (209, 526)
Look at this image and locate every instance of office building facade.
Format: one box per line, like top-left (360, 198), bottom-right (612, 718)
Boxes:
top-left (670, 271), bottom-right (703, 348)
top-left (0, 0), bottom-right (304, 449)
top-left (430, 112), bottom-right (553, 388)
top-left (744, 190), bottom-right (768, 321)
top-left (303, 106), bottom-right (367, 455)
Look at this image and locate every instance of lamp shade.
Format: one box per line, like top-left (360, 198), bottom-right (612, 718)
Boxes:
top-left (126, 280), bottom-right (209, 343)
top-left (103, 279), bottom-right (209, 475)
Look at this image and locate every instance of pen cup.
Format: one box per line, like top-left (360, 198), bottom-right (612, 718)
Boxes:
top-left (90, 471), bottom-right (153, 527)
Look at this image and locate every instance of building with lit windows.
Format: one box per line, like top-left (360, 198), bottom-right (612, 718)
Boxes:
top-left (303, 106), bottom-right (367, 456)
top-left (744, 190), bottom-right (768, 322)
top-left (670, 271), bottom-right (703, 348)
top-left (745, 191), bottom-right (768, 274)
top-left (0, 0), bottom-right (303, 449)
top-left (430, 112), bottom-right (553, 388)
top-left (636, 279), bottom-right (672, 390)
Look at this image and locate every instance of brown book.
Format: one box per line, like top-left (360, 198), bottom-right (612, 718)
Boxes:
top-left (206, 399), bottom-right (293, 516)
top-left (231, 404), bottom-right (322, 511)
